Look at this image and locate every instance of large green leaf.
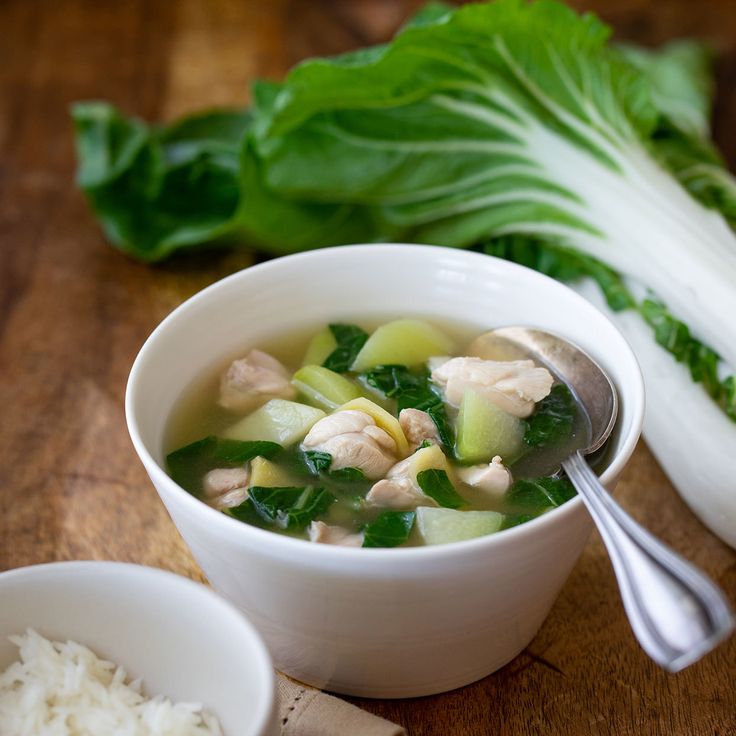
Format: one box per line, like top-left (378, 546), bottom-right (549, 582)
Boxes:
top-left (618, 40), bottom-right (713, 139)
top-left (72, 102), bottom-right (251, 260)
top-left (251, 0), bottom-right (656, 249)
top-left (249, 0), bottom-right (736, 373)
top-left (71, 2), bottom-right (736, 379)
top-left (73, 1), bottom-right (735, 268)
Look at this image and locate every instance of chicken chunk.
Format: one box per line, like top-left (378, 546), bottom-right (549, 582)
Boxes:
top-left (366, 477), bottom-right (430, 510)
top-left (457, 456), bottom-right (512, 498)
top-left (202, 466), bottom-right (250, 509)
top-left (302, 410), bottom-right (375, 445)
top-left (219, 349), bottom-right (296, 413)
top-left (202, 466), bottom-right (250, 498)
top-left (399, 408), bottom-right (441, 451)
top-left (365, 456), bottom-right (437, 510)
top-left (301, 410), bottom-right (397, 479)
top-left (427, 356), bottom-right (451, 373)
top-left (431, 357), bottom-right (553, 418)
top-left (213, 486), bottom-right (249, 509)
top-left (308, 521), bottom-right (364, 547)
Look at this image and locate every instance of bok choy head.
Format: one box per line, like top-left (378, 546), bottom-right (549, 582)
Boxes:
top-left (248, 0), bottom-right (736, 373)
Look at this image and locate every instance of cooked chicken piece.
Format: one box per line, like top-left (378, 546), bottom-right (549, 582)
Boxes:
top-left (366, 477), bottom-right (431, 510)
top-left (302, 410), bottom-right (397, 479)
top-left (309, 521), bottom-right (364, 547)
top-left (457, 456), bottom-right (512, 498)
top-left (365, 456), bottom-right (437, 510)
top-left (427, 356), bottom-right (451, 373)
top-left (302, 410), bottom-right (375, 445)
top-left (202, 466), bottom-right (250, 498)
top-left (214, 486), bottom-right (249, 509)
top-left (431, 357), bottom-right (553, 418)
top-left (363, 424), bottom-right (397, 450)
top-left (219, 349), bottom-right (296, 412)
top-left (201, 466), bottom-right (250, 509)
top-left (399, 408), bottom-right (441, 451)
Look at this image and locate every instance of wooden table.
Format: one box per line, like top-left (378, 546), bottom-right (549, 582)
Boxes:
top-left (2, 1), bottom-right (735, 733)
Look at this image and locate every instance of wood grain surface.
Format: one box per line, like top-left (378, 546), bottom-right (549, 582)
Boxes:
top-left (1, 1), bottom-right (735, 734)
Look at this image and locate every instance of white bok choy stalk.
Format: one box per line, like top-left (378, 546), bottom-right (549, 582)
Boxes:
top-left (574, 280), bottom-right (736, 547)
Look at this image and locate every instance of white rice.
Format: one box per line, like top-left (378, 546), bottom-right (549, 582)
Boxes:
top-left (0, 629), bottom-right (223, 736)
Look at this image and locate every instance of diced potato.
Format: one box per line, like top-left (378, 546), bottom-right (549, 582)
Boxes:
top-left (223, 399), bottom-right (325, 446)
top-left (302, 328), bottom-right (337, 367)
top-left (339, 397), bottom-right (409, 456)
top-left (292, 365), bottom-right (363, 411)
top-left (350, 319), bottom-right (454, 372)
top-left (455, 389), bottom-right (524, 464)
top-left (416, 507), bottom-right (503, 545)
top-left (249, 457), bottom-right (300, 487)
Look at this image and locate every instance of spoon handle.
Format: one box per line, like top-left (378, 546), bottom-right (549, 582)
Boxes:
top-left (562, 450), bottom-right (734, 671)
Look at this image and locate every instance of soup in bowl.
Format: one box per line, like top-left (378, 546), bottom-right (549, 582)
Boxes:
top-left (165, 317), bottom-right (589, 548)
top-left (126, 244), bottom-right (644, 698)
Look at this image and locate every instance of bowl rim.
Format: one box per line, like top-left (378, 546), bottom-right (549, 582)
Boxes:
top-left (126, 243), bottom-right (645, 563)
top-left (0, 560), bottom-right (277, 735)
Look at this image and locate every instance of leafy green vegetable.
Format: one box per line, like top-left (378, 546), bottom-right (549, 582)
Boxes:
top-left (329, 467), bottom-right (367, 482)
top-left (361, 365), bottom-right (454, 449)
top-left (639, 298), bottom-right (721, 399)
top-left (362, 511), bottom-right (416, 548)
top-left (400, 1), bottom-right (453, 31)
top-left (506, 476), bottom-right (576, 509)
top-left (210, 439), bottom-right (282, 464)
top-left (500, 512), bottom-right (537, 530)
top-left (322, 324), bottom-right (370, 373)
top-left (72, 102), bottom-right (251, 261)
top-left (416, 469), bottom-right (465, 509)
top-left (618, 40), bottom-right (713, 139)
top-left (166, 437), bottom-right (281, 496)
top-left (224, 498), bottom-right (266, 527)
top-left (247, 486), bottom-right (335, 529)
top-left (523, 384), bottom-right (575, 447)
top-left (302, 450), bottom-right (333, 474)
top-left (302, 450), bottom-right (367, 481)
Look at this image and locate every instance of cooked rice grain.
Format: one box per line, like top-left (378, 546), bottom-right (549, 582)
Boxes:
top-left (0, 629), bottom-right (223, 736)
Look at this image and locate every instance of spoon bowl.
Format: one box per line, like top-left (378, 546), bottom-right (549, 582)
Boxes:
top-left (472, 325), bottom-right (735, 672)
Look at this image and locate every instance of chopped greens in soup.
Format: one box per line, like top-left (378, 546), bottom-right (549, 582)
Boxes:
top-left (165, 319), bottom-right (589, 547)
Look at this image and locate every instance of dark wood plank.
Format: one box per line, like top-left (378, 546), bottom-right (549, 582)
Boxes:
top-left (1, 1), bottom-right (734, 734)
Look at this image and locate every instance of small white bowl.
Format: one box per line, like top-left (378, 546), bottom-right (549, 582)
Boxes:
top-left (126, 244), bottom-right (645, 698)
top-left (0, 561), bottom-right (277, 736)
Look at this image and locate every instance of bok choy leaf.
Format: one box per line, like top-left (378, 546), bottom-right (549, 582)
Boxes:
top-left (249, 0), bottom-right (736, 373)
top-left (72, 103), bottom-right (251, 261)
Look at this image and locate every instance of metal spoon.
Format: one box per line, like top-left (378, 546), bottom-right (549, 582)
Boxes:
top-left (470, 326), bottom-right (735, 672)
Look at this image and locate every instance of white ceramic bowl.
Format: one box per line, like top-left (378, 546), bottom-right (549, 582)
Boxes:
top-left (126, 244), bottom-right (644, 698)
top-left (0, 561), bottom-right (277, 736)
